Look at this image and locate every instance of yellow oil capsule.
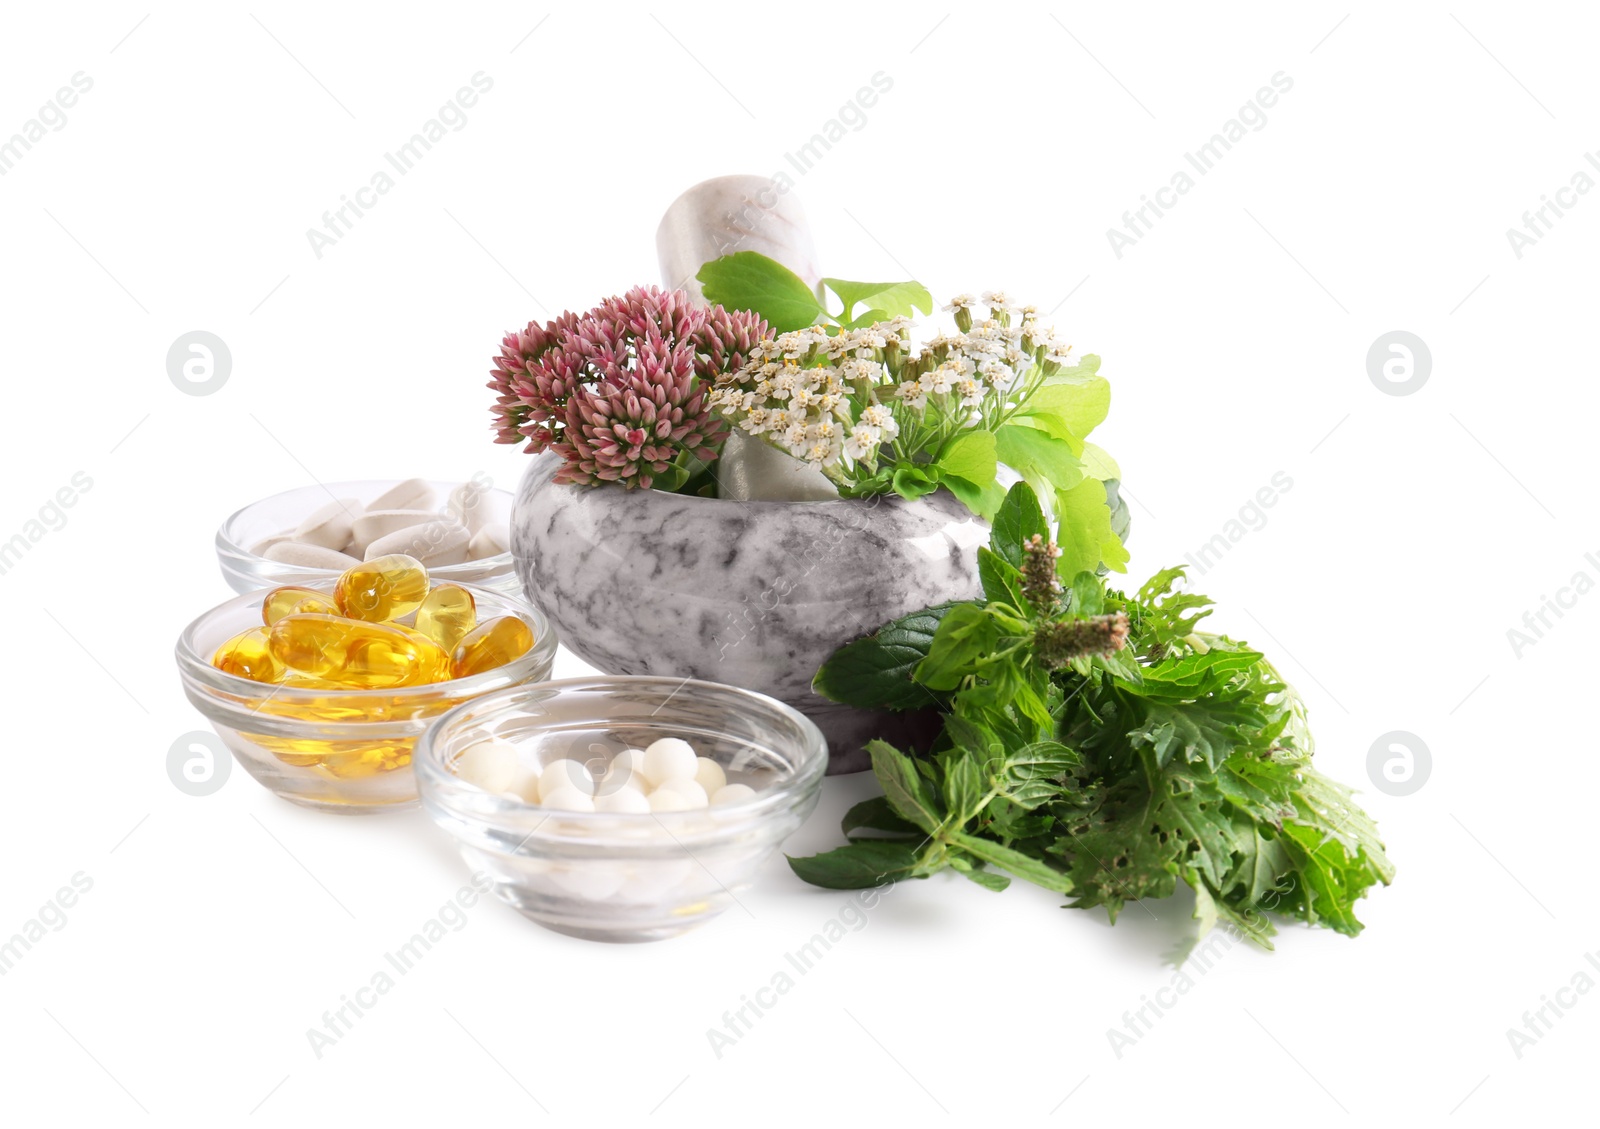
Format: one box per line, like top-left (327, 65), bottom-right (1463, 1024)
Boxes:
top-left (334, 554), bottom-right (429, 623)
top-left (213, 627), bottom-right (286, 682)
top-left (262, 585), bottom-right (339, 625)
top-left (451, 615), bottom-right (534, 678)
top-left (414, 583), bottom-right (477, 652)
top-left (268, 613), bottom-right (450, 689)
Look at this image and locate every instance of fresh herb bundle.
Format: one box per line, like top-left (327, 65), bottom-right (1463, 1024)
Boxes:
top-left (698, 252), bottom-right (1125, 523)
top-left (791, 483), bottom-right (1393, 951)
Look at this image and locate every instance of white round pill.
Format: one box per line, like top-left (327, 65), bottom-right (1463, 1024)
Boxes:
top-left (594, 787), bottom-right (651, 814)
top-left (538, 759), bottom-right (595, 800)
top-left (651, 778), bottom-right (709, 809)
top-left (541, 786), bottom-right (595, 812)
top-left (711, 783), bottom-right (757, 806)
top-left (455, 738), bottom-right (520, 793)
top-left (647, 788), bottom-right (693, 813)
top-left (643, 738), bottom-right (698, 784)
top-left (598, 763), bottom-right (646, 796)
top-left (692, 757), bottom-right (726, 797)
top-left (506, 762), bottom-right (543, 804)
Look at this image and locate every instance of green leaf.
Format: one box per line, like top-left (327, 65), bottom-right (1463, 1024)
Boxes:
top-left (977, 546), bottom-right (1026, 607)
top-left (938, 429), bottom-right (997, 487)
top-left (1017, 378), bottom-right (1110, 450)
top-left (996, 741), bottom-right (1079, 809)
top-left (812, 602), bottom-right (968, 711)
top-left (989, 481), bottom-right (1049, 568)
top-left (941, 474), bottom-right (1007, 519)
top-left (869, 740), bottom-right (944, 834)
top-left (960, 868), bottom-right (1012, 892)
top-left (949, 831), bottom-right (1074, 893)
top-left (941, 749), bottom-right (988, 824)
top-left (787, 841), bottom-right (922, 889)
top-left (1081, 442), bottom-right (1121, 481)
top-left (698, 251), bottom-right (824, 333)
top-left (914, 603), bottom-right (1001, 691)
top-left (995, 424), bottom-right (1085, 495)
top-left (821, 278), bottom-right (934, 322)
top-left (1054, 478), bottom-right (1129, 576)
top-left (891, 464), bottom-right (940, 500)
top-left (1070, 571), bottom-right (1104, 616)
top-left (841, 796), bottom-right (922, 838)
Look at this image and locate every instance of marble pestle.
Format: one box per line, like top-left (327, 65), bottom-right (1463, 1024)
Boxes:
top-left (655, 175), bottom-right (840, 503)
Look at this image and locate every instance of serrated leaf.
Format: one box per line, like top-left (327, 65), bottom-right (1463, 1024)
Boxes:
top-left (787, 841), bottom-right (921, 889)
top-left (870, 740), bottom-right (944, 834)
top-left (812, 602), bottom-right (968, 711)
top-left (996, 740), bottom-right (1079, 809)
top-left (841, 796), bottom-right (922, 839)
top-left (977, 546), bottom-right (1025, 608)
top-left (698, 251), bottom-right (823, 333)
top-left (990, 482), bottom-right (1049, 568)
top-left (914, 603), bottom-right (1001, 691)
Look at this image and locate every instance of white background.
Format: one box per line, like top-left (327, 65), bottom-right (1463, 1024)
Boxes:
top-left (1, 1), bottom-right (1593, 1124)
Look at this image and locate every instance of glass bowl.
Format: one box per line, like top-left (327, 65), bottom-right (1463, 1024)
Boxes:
top-left (215, 478), bottom-right (519, 596)
top-left (414, 677), bottom-right (829, 942)
top-left (175, 582), bottom-right (557, 813)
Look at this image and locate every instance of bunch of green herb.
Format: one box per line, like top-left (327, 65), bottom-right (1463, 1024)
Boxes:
top-left (698, 252), bottom-right (1125, 525)
top-left (791, 482), bottom-right (1393, 951)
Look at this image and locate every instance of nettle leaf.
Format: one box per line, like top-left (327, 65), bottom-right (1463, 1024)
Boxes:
top-left (995, 424), bottom-right (1085, 496)
top-left (869, 740), bottom-right (944, 834)
top-left (1055, 478), bottom-right (1130, 577)
top-left (938, 428), bottom-right (998, 487)
top-left (698, 251), bottom-right (823, 332)
top-left (822, 278), bottom-right (934, 323)
top-left (786, 841), bottom-right (921, 889)
top-left (812, 602), bottom-right (968, 711)
top-left (989, 481), bottom-right (1049, 568)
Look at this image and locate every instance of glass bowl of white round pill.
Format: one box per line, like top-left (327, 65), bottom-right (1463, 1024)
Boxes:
top-left (176, 581), bottom-right (557, 813)
top-left (414, 676), bottom-right (829, 942)
top-left (216, 477), bottom-right (520, 597)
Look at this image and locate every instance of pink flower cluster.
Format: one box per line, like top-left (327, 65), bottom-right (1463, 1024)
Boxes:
top-left (489, 287), bottom-right (767, 489)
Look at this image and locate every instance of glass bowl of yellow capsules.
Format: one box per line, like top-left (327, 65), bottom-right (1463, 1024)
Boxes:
top-left (175, 553), bottom-right (557, 813)
top-left (215, 477), bottom-right (520, 597)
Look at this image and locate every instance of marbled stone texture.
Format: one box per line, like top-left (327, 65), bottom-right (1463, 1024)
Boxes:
top-left (512, 454), bottom-right (987, 773)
